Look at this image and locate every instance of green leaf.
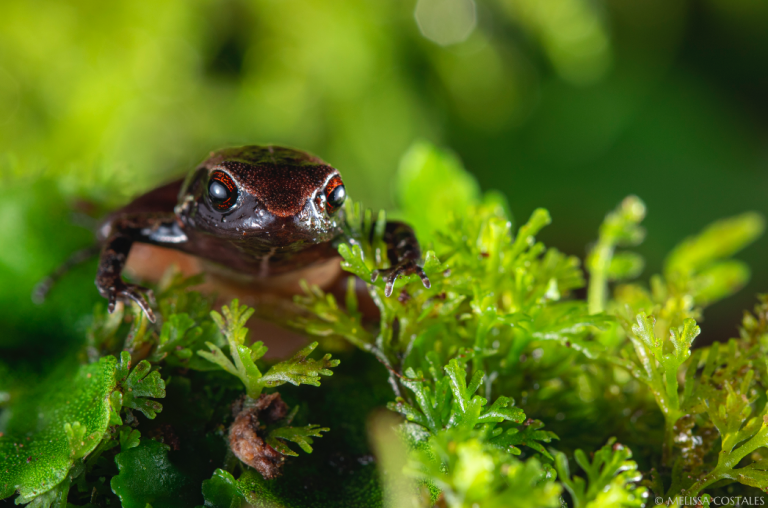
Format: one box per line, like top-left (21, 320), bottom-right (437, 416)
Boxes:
top-left (292, 280), bottom-right (375, 352)
top-left (260, 342), bottom-right (340, 388)
top-left (63, 422), bottom-right (92, 460)
top-left (395, 140), bottom-right (482, 243)
top-left (489, 419), bottom-right (559, 460)
top-left (115, 351), bottom-right (166, 419)
top-left (16, 487), bottom-right (63, 508)
top-left (109, 390), bottom-right (123, 425)
top-left (665, 212), bottom-right (764, 278)
top-left (607, 252), bottom-right (645, 282)
top-left (201, 469), bottom-right (248, 508)
top-left (683, 365), bottom-right (768, 495)
top-left (734, 462), bottom-right (768, 490)
top-left (111, 439), bottom-right (202, 508)
top-left (690, 260), bottom-right (751, 306)
top-left (210, 300), bottom-right (254, 348)
top-left (338, 243), bottom-right (376, 284)
top-left (199, 300), bottom-right (339, 398)
top-left (406, 428), bottom-right (561, 508)
top-left (149, 313), bottom-right (201, 363)
top-left (513, 208), bottom-right (551, 254)
top-left (118, 428), bottom-right (141, 451)
top-left (197, 300), bottom-right (265, 398)
top-left (554, 438), bottom-right (646, 508)
top-left (390, 357), bottom-right (533, 441)
top-left (265, 425), bottom-right (330, 457)
top-left (13, 462), bottom-right (82, 508)
top-left (0, 357), bottom-right (117, 501)
top-left (587, 196), bottom-right (646, 314)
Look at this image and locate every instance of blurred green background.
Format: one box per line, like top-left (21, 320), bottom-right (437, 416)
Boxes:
top-left (1, 0), bottom-right (766, 353)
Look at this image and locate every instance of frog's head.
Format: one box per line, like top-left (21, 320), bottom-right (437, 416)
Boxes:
top-left (177, 145), bottom-right (347, 248)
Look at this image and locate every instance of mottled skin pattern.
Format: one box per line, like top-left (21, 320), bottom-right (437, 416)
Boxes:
top-left (95, 145), bottom-right (429, 322)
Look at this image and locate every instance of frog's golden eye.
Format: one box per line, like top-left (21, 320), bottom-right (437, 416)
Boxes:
top-left (325, 175), bottom-right (346, 214)
top-left (208, 171), bottom-right (238, 211)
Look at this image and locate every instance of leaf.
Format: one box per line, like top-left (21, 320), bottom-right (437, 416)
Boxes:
top-left (668, 319), bottom-right (700, 362)
top-left (63, 422), bottom-right (95, 460)
top-left (292, 280), bottom-right (375, 352)
top-left (260, 342), bottom-right (340, 388)
top-left (115, 351), bottom-right (166, 419)
top-left (200, 469), bottom-right (248, 508)
top-left (734, 461), bottom-right (768, 489)
top-left (341, 200), bottom-right (388, 271)
top-left (338, 243), bottom-right (375, 283)
top-left (389, 357), bottom-right (533, 441)
top-left (199, 301), bottom-right (340, 401)
top-left (554, 438), bottom-right (646, 508)
top-left (630, 313), bottom-right (662, 361)
top-left (489, 419), bottom-right (559, 460)
top-left (0, 357), bottom-right (117, 501)
top-left (15, 487), bottom-right (62, 508)
top-left (528, 301), bottom-right (613, 354)
top-left (406, 428), bottom-right (562, 508)
top-left (118, 428), bottom-right (141, 451)
top-left (13, 462), bottom-right (81, 508)
top-left (690, 260), bottom-right (751, 306)
top-left (197, 300), bottom-right (265, 398)
top-left (111, 439), bottom-right (202, 508)
top-left (149, 313), bottom-right (201, 362)
top-left (395, 140), bottom-right (482, 243)
top-left (587, 196), bottom-right (646, 314)
top-left (210, 299), bottom-right (254, 348)
top-left (607, 252), bottom-right (645, 282)
top-left (265, 425), bottom-right (330, 457)
top-left (665, 212), bottom-right (764, 278)
top-left (109, 390), bottom-right (124, 425)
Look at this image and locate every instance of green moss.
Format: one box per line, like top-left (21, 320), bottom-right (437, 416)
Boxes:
top-left (0, 357), bottom-right (116, 501)
top-left (111, 439), bottom-right (203, 508)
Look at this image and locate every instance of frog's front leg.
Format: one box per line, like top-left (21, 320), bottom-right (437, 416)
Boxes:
top-left (371, 221), bottom-right (431, 297)
top-left (96, 214), bottom-right (186, 322)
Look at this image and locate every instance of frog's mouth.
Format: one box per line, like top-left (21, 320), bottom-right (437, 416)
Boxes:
top-left (239, 214), bottom-right (343, 246)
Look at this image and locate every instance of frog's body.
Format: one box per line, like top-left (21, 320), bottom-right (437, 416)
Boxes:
top-left (94, 145), bottom-right (428, 321)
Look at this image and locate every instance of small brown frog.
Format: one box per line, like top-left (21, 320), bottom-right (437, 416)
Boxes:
top-left (91, 145), bottom-right (429, 322)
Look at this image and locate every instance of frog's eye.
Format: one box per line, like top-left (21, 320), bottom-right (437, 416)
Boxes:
top-left (208, 171), bottom-right (238, 211)
top-left (325, 176), bottom-right (346, 214)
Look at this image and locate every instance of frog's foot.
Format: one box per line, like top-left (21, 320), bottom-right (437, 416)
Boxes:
top-left (107, 282), bottom-right (157, 323)
top-left (371, 260), bottom-right (431, 297)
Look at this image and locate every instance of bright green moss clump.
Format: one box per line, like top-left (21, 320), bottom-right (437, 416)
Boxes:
top-left (1, 141), bottom-right (767, 507)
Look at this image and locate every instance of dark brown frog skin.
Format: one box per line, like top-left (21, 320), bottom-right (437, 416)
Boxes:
top-left (95, 145), bottom-right (429, 322)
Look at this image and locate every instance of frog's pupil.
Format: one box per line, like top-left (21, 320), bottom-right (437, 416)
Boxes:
top-left (208, 172), bottom-right (238, 211)
top-left (209, 181), bottom-right (229, 201)
top-left (328, 185), bottom-right (346, 208)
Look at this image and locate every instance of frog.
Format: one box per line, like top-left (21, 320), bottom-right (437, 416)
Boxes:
top-left (93, 145), bottom-right (430, 322)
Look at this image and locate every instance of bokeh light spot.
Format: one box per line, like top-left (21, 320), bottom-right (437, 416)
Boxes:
top-left (415, 0), bottom-right (477, 46)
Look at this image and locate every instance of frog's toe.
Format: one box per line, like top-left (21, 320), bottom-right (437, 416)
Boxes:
top-left (384, 270), bottom-right (401, 297)
top-left (123, 285), bottom-right (156, 323)
top-left (373, 260), bottom-right (430, 297)
top-left (415, 265), bottom-right (431, 289)
top-left (107, 290), bottom-right (118, 314)
top-left (111, 283), bottom-right (156, 323)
